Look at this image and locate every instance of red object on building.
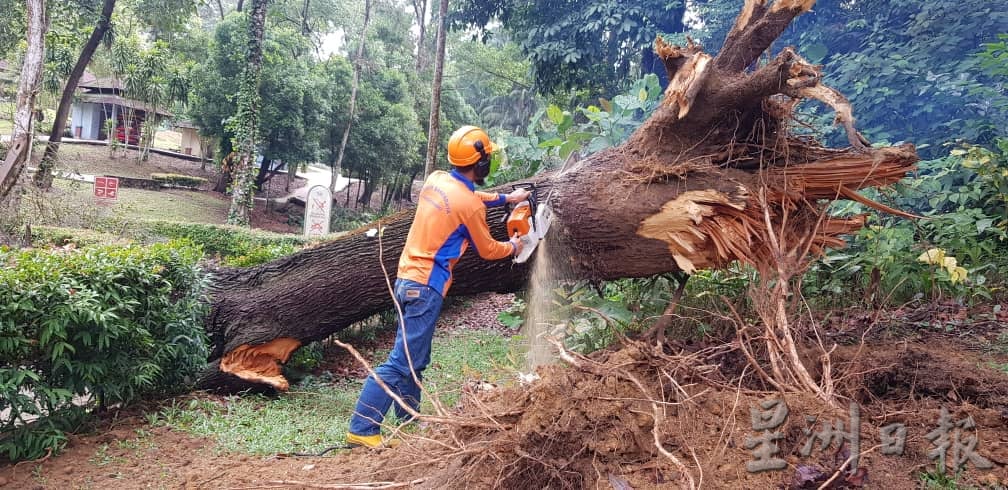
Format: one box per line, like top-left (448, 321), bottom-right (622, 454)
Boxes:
top-left (94, 176), bottom-right (119, 201)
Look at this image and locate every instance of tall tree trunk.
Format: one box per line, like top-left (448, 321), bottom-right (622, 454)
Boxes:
top-left (33, 0), bottom-right (115, 189)
top-left (329, 0), bottom-right (371, 193)
top-left (412, 0), bottom-right (428, 73)
top-left (0, 0), bottom-right (47, 208)
top-left (216, 0), bottom-right (226, 20)
top-left (226, 0), bottom-right (271, 226)
top-left (300, 0), bottom-right (310, 35)
top-left (199, 0), bottom-right (920, 392)
top-left (422, 0), bottom-right (448, 178)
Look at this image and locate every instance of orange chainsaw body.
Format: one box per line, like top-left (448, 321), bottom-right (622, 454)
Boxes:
top-left (506, 201), bottom-right (533, 238)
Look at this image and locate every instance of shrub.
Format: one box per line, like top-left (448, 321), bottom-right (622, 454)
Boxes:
top-left (150, 173), bottom-right (209, 189)
top-left (144, 221), bottom-right (309, 266)
top-left (29, 226), bottom-right (125, 248)
top-left (0, 240), bottom-right (209, 461)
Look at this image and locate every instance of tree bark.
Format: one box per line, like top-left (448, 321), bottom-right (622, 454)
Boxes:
top-left (34, 0), bottom-right (115, 189)
top-left (329, 0), bottom-right (370, 193)
top-left (412, 0), bottom-right (428, 73)
top-left (226, 0), bottom-right (270, 226)
top-left (199, 0), bottom-right (919, 392)
top-left (0, 0), bottom-right (47, 205)
top-left (422, 0), bottom-right (448, 178)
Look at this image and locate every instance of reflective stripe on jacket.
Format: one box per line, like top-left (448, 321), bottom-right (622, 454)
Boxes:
top-left (397, 169), bottom-right (513, 295)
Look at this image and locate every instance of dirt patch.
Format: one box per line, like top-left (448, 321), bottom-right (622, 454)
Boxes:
top-left (4, 308), bottom-right (1007, 489)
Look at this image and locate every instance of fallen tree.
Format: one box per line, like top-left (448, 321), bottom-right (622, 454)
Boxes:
top-left (199, 0), bottom-right (918, 392)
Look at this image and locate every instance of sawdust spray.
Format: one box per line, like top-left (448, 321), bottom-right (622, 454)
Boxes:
top-left (519, 237), bottom-right (567, 371)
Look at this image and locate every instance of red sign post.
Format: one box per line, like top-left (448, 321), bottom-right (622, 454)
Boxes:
top-left (94, 176), bottom-right (119, 201)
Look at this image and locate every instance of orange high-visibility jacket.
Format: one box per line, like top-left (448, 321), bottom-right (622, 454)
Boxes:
top-left (397, 169), bottom-right (514, 296)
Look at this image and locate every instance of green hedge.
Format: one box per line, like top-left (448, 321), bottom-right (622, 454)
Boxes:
top-left (30, 222), bottom-right (316, 268)
top-left (0, 240), bottom-right (209, 461)
top-left (150, 173), bottom-right (209, 189)
top-left (144, 222), bottom-right (309, 266)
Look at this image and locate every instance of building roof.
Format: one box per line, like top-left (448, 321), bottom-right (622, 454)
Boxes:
top-left (77, 92), bottom-right (173, 117)
top-left (78, 71), bottom-right (123, 91)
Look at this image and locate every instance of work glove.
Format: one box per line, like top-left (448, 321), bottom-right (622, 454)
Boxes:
top-left (505, 188), bottom-right (531, 204)
top-left (509, 233), bottom-right (524, 257)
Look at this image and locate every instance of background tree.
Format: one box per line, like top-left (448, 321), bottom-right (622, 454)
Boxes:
top-left (450, 0), bottom-right (687, 98)
top-left (33, 0), bottom-right (116, 189)
top-left (328, 0), bottom-right (370, 192)
top-left (422, 0), bottom-right (447, 177)
top-left (226, 0), bottom-right (271, 226)
top-left (188, 13), bottom-right (322, 194)
top-left (769, 0), bottom-right (1008, 157)
top-left (0, 0), bottom-right (47, 209)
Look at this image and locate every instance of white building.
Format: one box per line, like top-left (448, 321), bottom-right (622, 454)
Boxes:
top-left (69, 73), bottom-right (172, 144)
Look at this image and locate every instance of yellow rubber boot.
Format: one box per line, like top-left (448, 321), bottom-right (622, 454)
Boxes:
top-left (346, 433), bottom-right (400, 449)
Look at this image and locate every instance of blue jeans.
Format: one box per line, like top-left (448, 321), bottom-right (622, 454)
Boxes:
top-left (349, 279), bottom-right (444, 436)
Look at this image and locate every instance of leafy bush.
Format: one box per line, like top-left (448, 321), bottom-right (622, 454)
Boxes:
top-left (809, 144), bottom-right (1007, 305)
top-left (150, 173), bottom-right (210, 189)
top-left (143, 222), bottom-right (307, 266)
top-left (0, 240), bottom-right (209, 461)
top-left (29, 226), bottom-right (125, 248)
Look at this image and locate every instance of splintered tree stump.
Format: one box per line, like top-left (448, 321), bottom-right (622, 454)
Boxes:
top-left (199, 0), bottom-right (918, 392)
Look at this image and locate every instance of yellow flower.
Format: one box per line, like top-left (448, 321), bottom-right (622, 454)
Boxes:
top-left (949, 266), bottom-right (968, 284)
top-left (942, 256), bottom-right (957, 270)
top-left (917, 248), bottom-right (945, 265)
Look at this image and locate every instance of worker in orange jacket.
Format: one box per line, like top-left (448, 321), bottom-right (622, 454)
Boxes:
top-left (347, 125), bottom-right (530, 448)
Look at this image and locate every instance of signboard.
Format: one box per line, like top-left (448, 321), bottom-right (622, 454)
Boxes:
top-left (94, 176), bottom-right (119, 201)
top-left (304, 185), bottom-right (332, 237)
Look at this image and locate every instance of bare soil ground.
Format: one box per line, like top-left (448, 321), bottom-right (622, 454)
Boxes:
top-left (3, 301), bottom-right (1007, 490)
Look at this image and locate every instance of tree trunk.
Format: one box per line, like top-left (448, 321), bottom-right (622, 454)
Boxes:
top-left (329, 0), bottom-right (370, 193)
top-left (34, 0), bottom-right (115, 189)
top-left (226, 0), bottom-right (270, 226)
top-left (198, 0), bottom-right (919, 392)
top-left (412, 0), bottom-right (428, 73)
top-left (0, 0), bottom-right (47, 206)
top-left (422, 0), bottom-right (448, 178)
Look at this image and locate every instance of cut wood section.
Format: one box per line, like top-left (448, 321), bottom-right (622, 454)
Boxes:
top-left (219, 337), bottom-right (301, 391)
top-left (197, 0), bottom-right (919, 393)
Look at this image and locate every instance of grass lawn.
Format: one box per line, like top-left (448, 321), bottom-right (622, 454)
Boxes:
top-left (54, 179), bottom-right (228, 224)
top-left (48, 143), bottom-right (215, 181)
top-left (156, 329), bottom-right (521, 455)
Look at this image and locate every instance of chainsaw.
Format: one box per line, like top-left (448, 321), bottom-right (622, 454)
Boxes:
top-left (503, 183), bottom-right (554, 264)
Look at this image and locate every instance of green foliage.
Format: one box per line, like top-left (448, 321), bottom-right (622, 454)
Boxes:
top-left (496, 298), bottom-right (525, 329)
top-left (0, 0), bottom-right (24, 60)
top-left (810, 144), bottom-right (1008, 305)
top-left (451, 0), bottom-right (685, 97)
top-left (286, 341), bottom-right (324, 371)
top-left (150, 173), bottom-right (209, 189)
top-left (490, 74), bottom-right (662, 185)
top-left (188, 13), bottom-right (322, 174)
top-left (918, 463), bottom-right (963, 489)
top-left (0, 240), bottom-right (209, 461)
top-left (28, 226), bottom-right (124, 248)
top-left (143, 221), bottom-right (306, 266)
top-left (779, 2), bottom-right (1008, 154)
top-left (328, 207), bottom-right (389, 233)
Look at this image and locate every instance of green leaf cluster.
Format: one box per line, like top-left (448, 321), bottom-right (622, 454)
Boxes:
top-left (0, 240), bottom-right (209, 461)
top-left (810, 143), bottom-right (1008, 305)
top-left (489, 74), bottom-right (661, 184)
